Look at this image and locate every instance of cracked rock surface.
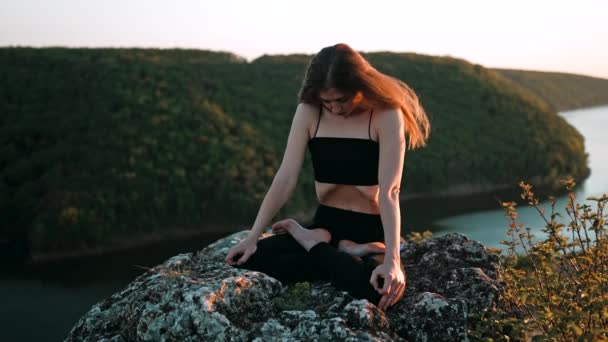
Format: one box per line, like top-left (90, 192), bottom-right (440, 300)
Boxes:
top-left (66, 232), bottom-right (500, 341)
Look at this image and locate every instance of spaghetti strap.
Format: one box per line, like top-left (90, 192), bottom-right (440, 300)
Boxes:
top-left (313, 105), bottom-right (322, 138)
top-left (368, 109), bottom-right (374, 140)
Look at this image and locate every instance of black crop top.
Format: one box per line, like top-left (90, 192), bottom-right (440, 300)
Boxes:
top-left (308, 107), bottom-right (379, 186)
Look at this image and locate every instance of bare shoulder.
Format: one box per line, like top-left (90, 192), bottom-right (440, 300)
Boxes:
top-left (292, 102), bottom-right (319, 135)
top-left (375, 107), bottom-right (405, 133)
top-left (294, 102), bottom-right (319, 121)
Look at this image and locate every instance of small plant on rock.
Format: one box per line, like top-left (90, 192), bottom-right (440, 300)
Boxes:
top-left (474, 179), bottom-right (608, 341)
top-left (272, 282), bottom-right (313, 311)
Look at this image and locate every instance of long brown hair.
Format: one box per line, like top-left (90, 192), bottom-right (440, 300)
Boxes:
top-left (298, 43), bottom-right (430, 149)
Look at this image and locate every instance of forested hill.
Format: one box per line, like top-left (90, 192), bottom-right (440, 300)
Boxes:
top-left (0, 47), bottom-right (589, 254)
top-left (493, 68), bottom-right (608, 111)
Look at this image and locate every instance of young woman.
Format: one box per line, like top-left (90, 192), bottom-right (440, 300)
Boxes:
top-left (225, 43), bottom-right (430, 311)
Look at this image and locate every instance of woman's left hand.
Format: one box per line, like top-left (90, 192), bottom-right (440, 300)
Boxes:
top-left (370, 261), bottom-right (406, 311)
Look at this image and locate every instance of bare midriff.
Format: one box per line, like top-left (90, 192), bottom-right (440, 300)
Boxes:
top-left (315, 182), bottom-right (380, 214)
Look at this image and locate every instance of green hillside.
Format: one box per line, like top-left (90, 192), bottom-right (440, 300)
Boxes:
top-left (0, 48), bottom-right (589, 255)
top-left (494, 68), bottom-right (608, 111)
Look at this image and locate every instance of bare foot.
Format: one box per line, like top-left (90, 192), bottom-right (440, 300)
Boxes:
top-left (272, 219), bottom-right (331, 251)
top-left (338, 240), bottom-right (386, 257)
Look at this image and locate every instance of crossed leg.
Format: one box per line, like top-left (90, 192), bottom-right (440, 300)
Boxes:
top-left (272, 219), bottom-right (386, 257)
top-left (271, 219), bottom-right (331, 251)
top-left (272, 218), bottom-right (385, 304)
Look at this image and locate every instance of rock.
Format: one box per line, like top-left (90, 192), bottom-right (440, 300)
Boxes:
top-left (390, 292), bottom-right (468, 341)
top-left (66, 232), bottom-right (501, 341)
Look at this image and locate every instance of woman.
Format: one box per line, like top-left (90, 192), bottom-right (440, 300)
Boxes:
top-left (225, 43), bottom-right (430, 311)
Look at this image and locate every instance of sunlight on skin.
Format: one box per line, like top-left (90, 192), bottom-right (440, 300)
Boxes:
top-left (271, 219), bottom-right (330, 252)
top-left (337, 240), bottom-right (385, 257)
top-left (272, 219), bottom-right (386, 257)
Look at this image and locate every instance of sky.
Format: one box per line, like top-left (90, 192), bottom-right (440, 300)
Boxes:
top-left (1, 0), bottom-right (607, 78)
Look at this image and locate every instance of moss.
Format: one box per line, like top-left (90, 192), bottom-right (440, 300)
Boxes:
top-left (272, 282), bottom-right (313, 312)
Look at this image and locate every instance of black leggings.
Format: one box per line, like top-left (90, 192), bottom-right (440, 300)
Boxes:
top-left (237, 204), bottom-right (386, 304)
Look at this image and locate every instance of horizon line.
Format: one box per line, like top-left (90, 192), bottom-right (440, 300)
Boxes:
top-left (2, 43), bottom-right (607, 80)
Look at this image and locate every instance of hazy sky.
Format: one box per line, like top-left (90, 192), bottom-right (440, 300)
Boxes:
top-left (1, 0), bottom-right (607, 78)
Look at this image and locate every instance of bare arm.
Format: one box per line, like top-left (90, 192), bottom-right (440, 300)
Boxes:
top-left (226, 103), bottom-right (315, 265)
top-left (370, 108), bottom-right (407, 310)
top-left (377, 108), bottom-right (405, 264)
top-left (245, 103), bottom-right (316, 240)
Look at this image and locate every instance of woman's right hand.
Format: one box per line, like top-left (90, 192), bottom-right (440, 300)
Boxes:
top-left (225, 236), bottom-right (258, 266)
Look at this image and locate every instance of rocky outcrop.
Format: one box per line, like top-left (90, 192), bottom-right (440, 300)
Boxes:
top-left (66, 232), bottom-right (501, 341)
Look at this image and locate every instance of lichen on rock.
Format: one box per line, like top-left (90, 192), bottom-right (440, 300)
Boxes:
top-left (66, 232), bottom-right (501, 341)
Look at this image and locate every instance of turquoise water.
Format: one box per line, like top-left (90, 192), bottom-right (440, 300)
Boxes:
top-left (433, 105), bottom-right (608, 248)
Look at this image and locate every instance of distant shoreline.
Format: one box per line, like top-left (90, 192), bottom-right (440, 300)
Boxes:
top-left (27, 226), bottom-right (238, 264)
top-left (27, 179), bottom-right (582, 264)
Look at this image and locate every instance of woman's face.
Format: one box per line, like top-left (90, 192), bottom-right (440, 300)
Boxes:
top-left (319, 88), bottom-right (364, 117)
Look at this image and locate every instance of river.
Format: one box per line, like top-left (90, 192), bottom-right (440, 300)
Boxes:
top-left (1, 105), bottom-right (606, 341)
top-left (432, 105), bottom-right (608, 248)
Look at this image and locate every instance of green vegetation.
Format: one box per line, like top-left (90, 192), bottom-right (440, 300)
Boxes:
top-left (272, 282), bottom-right (313, 312)
top-left (0, 47), bottom-right (589, 254)
top-left (404, 230), bottom-right (433, 244)
top-left (1, 48), bottom-right (279, 253)
top-left (494, 69), bottom-right (608, 112)
top-left (362, 53), bottom-right (588, 194)
top-left (473, 180), bottom-right (608, 340)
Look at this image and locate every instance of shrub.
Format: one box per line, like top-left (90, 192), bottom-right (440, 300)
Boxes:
top-left (475, 179), bottom-right (608, 340)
